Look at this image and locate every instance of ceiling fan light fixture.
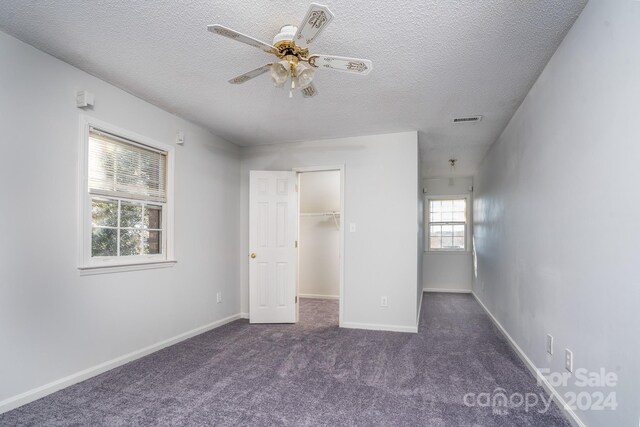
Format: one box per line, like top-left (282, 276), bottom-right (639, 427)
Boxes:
top-left (270, 61), bottom-right (289, 87)
top-left (294, 63), bottom-right (315, 89)
top-left (208, 3), bottom-right (372, 98)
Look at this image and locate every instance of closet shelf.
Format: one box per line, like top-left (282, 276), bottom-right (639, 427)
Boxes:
top-left (300, 211), bottom-right (341, 230)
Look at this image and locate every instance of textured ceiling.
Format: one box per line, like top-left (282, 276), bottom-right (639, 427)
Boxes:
top-left (0, 0), bottom-right (586, 177)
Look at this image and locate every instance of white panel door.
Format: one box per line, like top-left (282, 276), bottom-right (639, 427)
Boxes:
top-left (249, 171), bottom-right (298, 323)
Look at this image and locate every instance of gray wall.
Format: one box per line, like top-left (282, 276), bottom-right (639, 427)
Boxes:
top-left (0, 31), bottom-right (241, 406)
top-left (240, 132), bottom-right (421, 331)
top-left (473, 1), bottom-right (640, 426)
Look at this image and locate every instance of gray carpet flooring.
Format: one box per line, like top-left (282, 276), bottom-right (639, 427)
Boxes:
top-left (0, 294), bottom-right (570, 426)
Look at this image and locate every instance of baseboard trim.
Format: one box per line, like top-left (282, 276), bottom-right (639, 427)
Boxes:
top-left (0, 312), bottom-right (242, 415)
top-left (423, 288), bottom-right (472, 293)
top-left (416, 291), bottom-right (423, 332)
top-left (471, 292), bottom-right (585, 427)
top-left (239, 312), bottom-right (249, 319)
top-left (340, 321), bottom-right (418, 334)
top-left (299, 293), bottom-right (339, 300)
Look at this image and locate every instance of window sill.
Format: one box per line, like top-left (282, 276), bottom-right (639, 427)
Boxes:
top-left (78, 260), bottom-right (177, 276)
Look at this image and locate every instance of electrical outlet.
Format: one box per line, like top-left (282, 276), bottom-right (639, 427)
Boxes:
top-left (565, 349), bottom-right (573, 372)
top-left (546, 334), bottom-right (553, 355)
top-left (216, 292), bottom-right (222, 304)
top-left (380, 296), bottom-right (388, 307)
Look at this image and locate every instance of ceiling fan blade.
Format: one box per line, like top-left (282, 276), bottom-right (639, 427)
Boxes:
top-left (208, 24), bottom-right (276, 53)
top-left (301, 83), bottom-right (318, 98)
top-left (294, 3), bottom-right (335, 47)
top-left (228, 64), bottom-right (272, 84)
top-left (309, 55), bottom-right (372, 75)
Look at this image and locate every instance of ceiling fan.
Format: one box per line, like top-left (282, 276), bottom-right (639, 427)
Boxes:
top-left (207, 3), bottom-right (373, 98)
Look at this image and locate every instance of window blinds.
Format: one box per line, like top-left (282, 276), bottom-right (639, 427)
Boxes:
top-left (88, 128), bottom-right (167, 203)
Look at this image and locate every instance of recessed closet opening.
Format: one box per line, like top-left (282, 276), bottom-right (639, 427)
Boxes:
top-left (297, 169), bottom-right (342, 326)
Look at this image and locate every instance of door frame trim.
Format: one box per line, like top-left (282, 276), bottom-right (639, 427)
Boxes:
top-left (293, 165), bottom-right (345, 326)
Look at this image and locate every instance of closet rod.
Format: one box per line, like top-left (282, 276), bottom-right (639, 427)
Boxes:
top-left (300, 211), bottom-right (341, 230)
top-left (299, 212), bottom-right (341, 216)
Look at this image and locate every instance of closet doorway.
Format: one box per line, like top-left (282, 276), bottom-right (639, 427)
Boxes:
top-left (295, 166), bottom-right (344, 326)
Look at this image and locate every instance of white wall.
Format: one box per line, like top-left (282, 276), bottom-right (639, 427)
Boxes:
top-left (416, 145), bottom-right (424, 317)
top-left (423, 177), bottom-right (473, 292)
top-left (299, 171), bottom-right (340, 298)
top-left (240, 132), bottom-right (420, 331)
top-left (299, 170), bottom-right (340, 213)
top-left (0, 31), bottom-right (241, 408)
top-left (473, 1), bottom-right (640, 426)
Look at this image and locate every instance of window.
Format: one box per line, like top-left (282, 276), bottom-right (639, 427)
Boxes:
top-left (427, 198), bottom-right (467, 251)
top-left (80, 121), bottom-right (174, 271)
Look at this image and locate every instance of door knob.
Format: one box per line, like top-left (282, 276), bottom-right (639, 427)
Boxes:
top-left (250, 253), bottom-right (257, 259)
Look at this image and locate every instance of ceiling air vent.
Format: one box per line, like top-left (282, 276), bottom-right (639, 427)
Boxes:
top-left (453, 115), bottom-right (483, 123)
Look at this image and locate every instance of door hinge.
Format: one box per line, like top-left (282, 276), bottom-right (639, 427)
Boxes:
top-left (295, 184), bottom-right (299, 192)
top-left (295, 240), bottom-right (298, 248)
top-left (295, 295), bottom-right (298, 303)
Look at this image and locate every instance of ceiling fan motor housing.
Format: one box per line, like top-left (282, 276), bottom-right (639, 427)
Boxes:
top-left (273, 25), bottom-right (298, 45)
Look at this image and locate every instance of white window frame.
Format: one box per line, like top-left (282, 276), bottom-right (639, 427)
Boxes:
top-left (78, 115), bottom-right (176, 274)
top-left (426, 194), bottom-right (470, 253)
